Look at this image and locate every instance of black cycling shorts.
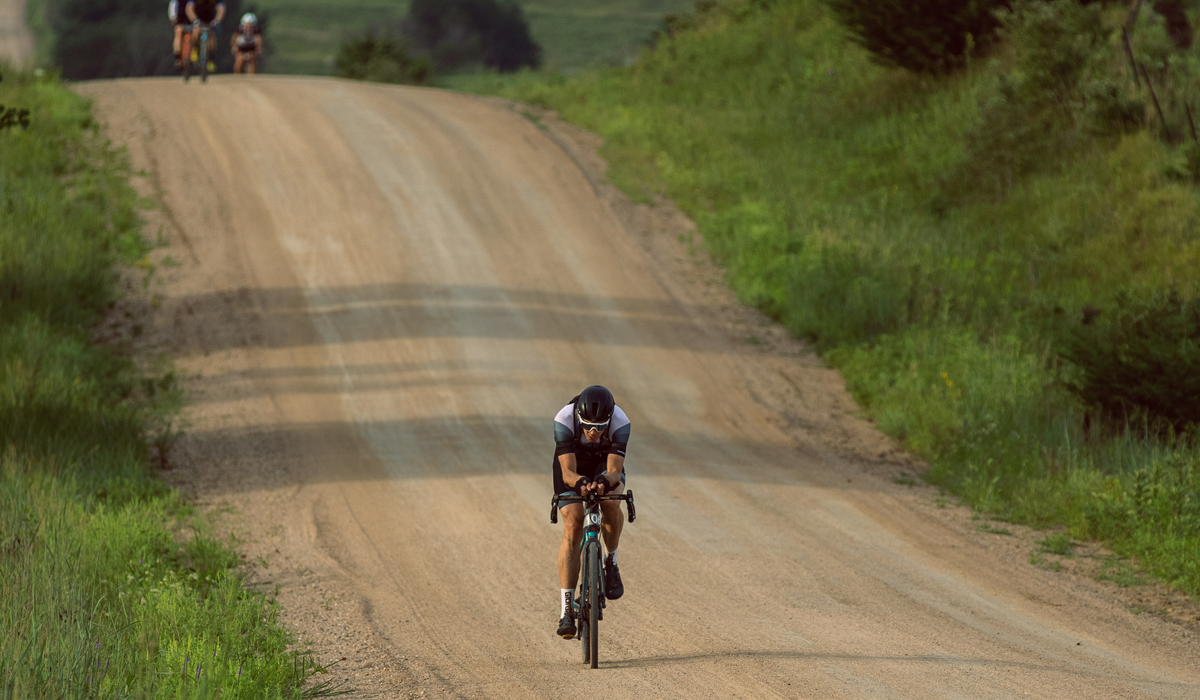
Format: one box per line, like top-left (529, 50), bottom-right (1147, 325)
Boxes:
top-left (189, 3), bottom-right (220, 23)
top-left (552, 451), bottom-right (626, 499)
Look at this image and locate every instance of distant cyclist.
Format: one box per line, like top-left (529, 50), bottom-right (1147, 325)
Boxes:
top-left (186, 0), bottom-right (226, 73)
top-left (553, 385), bottom-right (630, 639)
top-left (168, 0), bottom-right (190, 69)
top-left (231, 13), bottom-right (263, 74)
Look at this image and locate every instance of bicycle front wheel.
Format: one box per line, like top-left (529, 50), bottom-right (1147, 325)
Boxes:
top-left (586, 540), bottom-right (601, 668)
top-left (199, 37), bottom-right (208, 82)
top-left (579, 550), bottom-right (590, 664)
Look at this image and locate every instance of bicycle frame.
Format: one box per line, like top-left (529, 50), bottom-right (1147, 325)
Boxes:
top-left (551, 489), bottom-right (635, 668)
top-left (183, 21), bottom-right (212, 83)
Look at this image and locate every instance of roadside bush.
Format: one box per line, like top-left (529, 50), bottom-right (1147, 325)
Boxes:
top-left (336, 29), bottom-right (432, 85)
top-left (1061, 288), bottom-right (1200, 429)
top-left (1082, 452), bottom-right (1200, 593)
top-left (826, 0), bottom-right (1010, 73)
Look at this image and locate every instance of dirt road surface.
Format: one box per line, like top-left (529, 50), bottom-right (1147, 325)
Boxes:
top-left (80, 76), bottom-right (1200, 699)
top-left (0, 0), bottom-right (33, 63)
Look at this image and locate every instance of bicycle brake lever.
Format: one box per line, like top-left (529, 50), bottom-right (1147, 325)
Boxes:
top-left (626, 490), bottom-right (636, 523)
top-left (550, 494), bottom-right (559, 524)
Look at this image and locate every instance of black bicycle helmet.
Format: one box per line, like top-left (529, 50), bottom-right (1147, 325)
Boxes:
top-left (575, 385), bottom-right (615, 427)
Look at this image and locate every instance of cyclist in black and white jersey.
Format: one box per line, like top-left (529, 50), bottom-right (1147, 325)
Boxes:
top-left (553, 385), bottom-right (630, 639)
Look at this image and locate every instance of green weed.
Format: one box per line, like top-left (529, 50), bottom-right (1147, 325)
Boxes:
top-left (1030, 552), bottom-right (1063, 572)
top-left (1037, 532), bottom-right (1075, 556)
top-left (1097, 556), bottom-right (1150, 588)
top-left (976, 523), bottom-right (1013, 536)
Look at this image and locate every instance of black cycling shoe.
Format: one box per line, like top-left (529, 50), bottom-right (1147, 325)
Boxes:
top-left (557, 614), bottom-right (576, 639)
top-left (604, 555), bottom-right (624, 600)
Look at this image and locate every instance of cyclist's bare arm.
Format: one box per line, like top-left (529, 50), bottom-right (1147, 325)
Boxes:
top-left (558, 453), bottom-right (584, 491)
top-left (598, 454), bottom-right (624, 493)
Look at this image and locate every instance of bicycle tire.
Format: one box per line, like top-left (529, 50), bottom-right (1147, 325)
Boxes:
top-left (579, 552), bottom-right (590, 664)
top-left (587, 540), bottom-right (601, 668)
top-left (199, 35), bottom-right (208, 83)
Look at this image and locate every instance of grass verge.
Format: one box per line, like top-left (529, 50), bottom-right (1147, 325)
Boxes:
top-left (0, 65), bottom-right (332, 699)
top-left (462, 0), bottom-right (1200, 596)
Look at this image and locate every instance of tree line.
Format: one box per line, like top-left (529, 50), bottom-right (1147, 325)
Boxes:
top-left (45, 0), bottom-right (270, 79)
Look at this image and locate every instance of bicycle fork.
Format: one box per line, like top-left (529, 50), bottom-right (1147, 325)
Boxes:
top-left (576, 512), bottom-right (606, 622)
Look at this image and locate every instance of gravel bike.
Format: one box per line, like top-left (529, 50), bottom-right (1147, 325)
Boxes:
top-left (551, 488), bottom-right (635, 669)
top-left (183, 21), bottom-right (214, 83)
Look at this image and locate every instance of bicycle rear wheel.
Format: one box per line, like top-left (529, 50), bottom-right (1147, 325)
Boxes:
top-left (586, 540), bottom-right (601, 668)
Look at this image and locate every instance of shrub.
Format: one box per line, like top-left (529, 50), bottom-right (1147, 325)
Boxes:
top-left (956, 0), bottom-right (1130, 198)
top-left (402, 0), bottom-right (541, 73)
top-left (825, 0), bottom-right (1010, 74)
top-left (335, 30), bottom-right (432, 84)
top-left (1061, 288), bottom-right (1200, 429)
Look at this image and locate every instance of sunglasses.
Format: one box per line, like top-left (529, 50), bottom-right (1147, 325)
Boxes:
top-left (579, 419), bottom-right (610, 434)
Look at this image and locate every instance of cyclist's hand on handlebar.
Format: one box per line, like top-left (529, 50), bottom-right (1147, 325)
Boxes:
top-left (573, 476), bottom-right (592, 495)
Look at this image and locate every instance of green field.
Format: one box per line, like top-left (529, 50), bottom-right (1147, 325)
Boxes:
top-left (252, 0), bottom-right (694, 75)
top-left (467, 0), bottom-right (1200, 596)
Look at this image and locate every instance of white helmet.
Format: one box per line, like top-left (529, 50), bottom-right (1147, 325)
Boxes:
top-left (241, 13), bottom-right (257, 26)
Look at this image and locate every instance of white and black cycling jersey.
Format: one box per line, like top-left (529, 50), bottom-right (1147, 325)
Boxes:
top-left (553, 403), bottom-right (630, 458)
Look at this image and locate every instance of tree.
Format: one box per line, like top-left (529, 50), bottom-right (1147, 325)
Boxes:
top-left (401, 0), bottom-right (541, 73)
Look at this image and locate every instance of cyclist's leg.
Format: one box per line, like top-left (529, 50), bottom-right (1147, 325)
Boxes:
top-left (553, 452), bottom-right (585, 590)
top-left (557, 502), bottom-right (584, 589)
top-left (173, 25), bottom-right (183, 58)
top-left (248, 52), bottom-right (257, 74)
top-left (234, 51), bottom-right (244, 74)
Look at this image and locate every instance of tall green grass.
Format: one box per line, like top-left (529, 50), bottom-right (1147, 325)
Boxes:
top-left (466, 0), bottom-right (1200, 594)
top-left (0, 67), bottom-right (329, 698)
